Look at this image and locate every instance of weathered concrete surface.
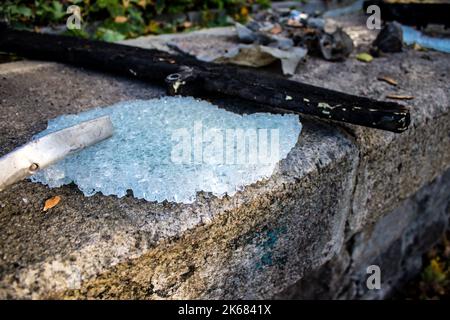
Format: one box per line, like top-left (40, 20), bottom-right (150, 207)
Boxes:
top-left (276, 168), bottom-right (450, 299)
top-left (0, 12), bottom-right (449, 299)
top-left (0, 62), bottom-right (357, 299)
top-left (293, 13), bottom-right (450, 233)
top-left (125, 16), bottom-right (450, 231)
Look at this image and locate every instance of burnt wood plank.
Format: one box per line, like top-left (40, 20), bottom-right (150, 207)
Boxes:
top-left (0, 26), bottom-right (410, 132)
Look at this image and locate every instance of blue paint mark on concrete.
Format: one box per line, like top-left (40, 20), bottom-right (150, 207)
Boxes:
top-left (255, 226), bottom-right (288, 270)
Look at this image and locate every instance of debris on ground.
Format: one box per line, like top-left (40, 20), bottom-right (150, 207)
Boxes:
top-left (318, 28), bottom-right (354, 61)
top-left (173, 8), bottom-right (354, 75)
top-left (239, 9), bottom-right (354, 64)
top-left (412, 43), bottom-right (427, 52)
top-left (200, 21), bottom-right (308, 75)
top-left (402, 25), bottom-right (450, 54)
top-left (367, 1), bottom-right (450, 54)
top-left (206, 44), bottom-right (277, 67)
top-left (372, 22), bottom-right (404, 55)
top-left (43, 195), bottom-right (61, 211)
top-left (356, 52), bottom-right (373, 63)
top-left (386, 94), bottom-right (414, 100)
top-left (377, 75), bottom-right (398, 86)
top-left (200, 42), bottom-right (307, 75)
top-left (258, 46), bottom-right (308, 75)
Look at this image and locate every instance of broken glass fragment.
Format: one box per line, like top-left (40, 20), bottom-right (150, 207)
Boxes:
top-left (31, 97), bottom-right (301, 203)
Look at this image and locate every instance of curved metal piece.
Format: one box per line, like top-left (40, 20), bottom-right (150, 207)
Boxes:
top-left (0, 116), bottom-right (113, 191)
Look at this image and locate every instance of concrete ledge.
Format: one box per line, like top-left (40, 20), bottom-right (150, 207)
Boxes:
top-left (0, 61), bottom-right (357, 299)
top-left (0, 13), bottom-right (449, 299)
top-left (276, 168), bottom-right (450, 299)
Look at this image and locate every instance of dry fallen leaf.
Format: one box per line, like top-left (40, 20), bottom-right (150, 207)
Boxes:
top-left (182, 21), bottom-right (192, 29)
top-left (240, 6), bottom-right (249, 17)
top-left (270, 24), bottom-right (283, 35)
top-left (413, 43), bottom-right (428, 52)
top-left (356, 53), bottom-right (373, 63)
top-left (114, 16), bottom-right (128, 24)
top-left (378, 76), bottom-right (398, 86)
top-left (43, 196), bottom-right (61, 211)
top-left (137, 0), bottom-right (147, 8)
top-left (386, 94), bottom-right (414, 100)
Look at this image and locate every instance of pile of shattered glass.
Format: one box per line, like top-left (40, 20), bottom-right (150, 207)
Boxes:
top-left (32, 97), bottom-right (302, 204)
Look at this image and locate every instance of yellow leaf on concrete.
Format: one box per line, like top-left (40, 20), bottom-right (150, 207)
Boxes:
top-left (386, 94), bottom-right (414, 100)
top-left (356, 53), bottom-right (373, 63)
top-left (43, 196), bottom-right (61, 211)
top-left (378, 75), bottom-right (398, 86)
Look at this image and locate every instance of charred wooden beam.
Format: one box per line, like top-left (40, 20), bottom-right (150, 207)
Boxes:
top-left (0, 26), bottom-right (410, 132)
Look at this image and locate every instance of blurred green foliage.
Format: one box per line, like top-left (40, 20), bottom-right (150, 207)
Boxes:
top-left (0, 0), bottom-right (271, 41)
top-left (396, 231), bottom-right (450, 299)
